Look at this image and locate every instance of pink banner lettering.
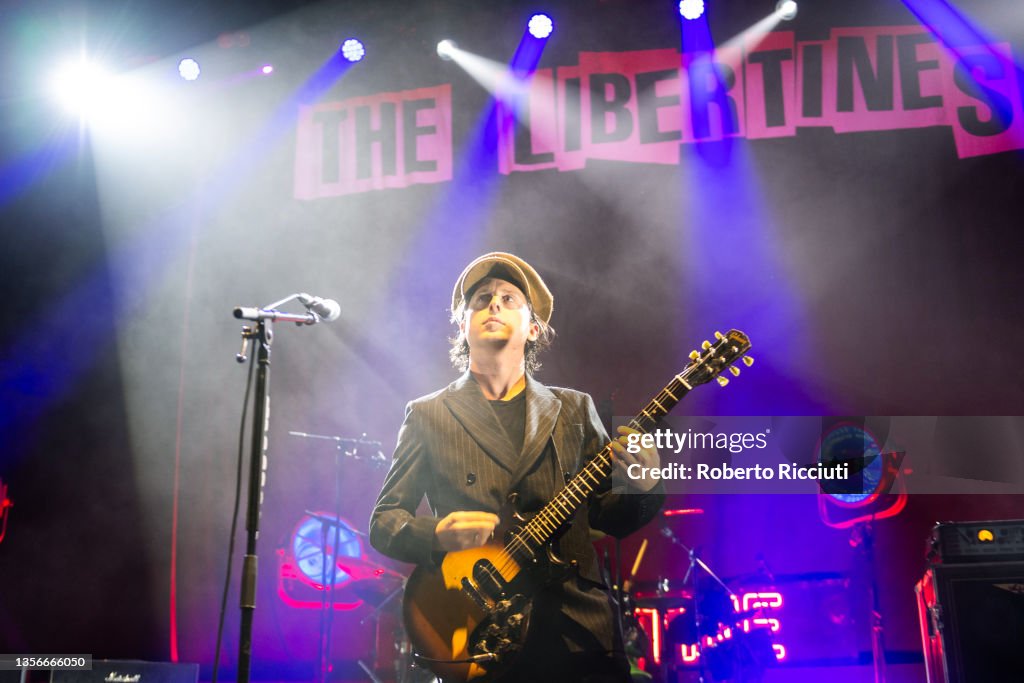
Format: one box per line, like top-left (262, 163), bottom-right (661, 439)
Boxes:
top-left (501, 25), bottom-right (1024, 171)
top-left (294, 84), bottom-right (452, 199)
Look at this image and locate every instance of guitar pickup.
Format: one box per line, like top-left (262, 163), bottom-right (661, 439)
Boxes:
top-left (473, 561), bottom-right (508, 602)
top-left (461, 577), bottom-right (489, 611)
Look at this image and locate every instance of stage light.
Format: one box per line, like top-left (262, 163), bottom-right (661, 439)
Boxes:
top-left (289, 513), bottom-right (361, 586)
top-left (340, 38), bottom-right (365, 62)
top-left (50, 60), bottom-right (114, 116)
top-left (776, 0), bottom-right (798, 20)
top-left (437, 39), bottom-right (458, 61)
top-left (527, 13), bottom-right (554, 39)
top-left (679, 0), bottom-right (706, 20)
top-left (177, 58), bottom-right (200, 81)
top-left (261, 64), bottom-right (274, 75)
top-left (50, 58), bottom-right (164, 127)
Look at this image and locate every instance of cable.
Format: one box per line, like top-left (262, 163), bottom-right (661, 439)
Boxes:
top-left (212, 349), bottom-right (257, 683)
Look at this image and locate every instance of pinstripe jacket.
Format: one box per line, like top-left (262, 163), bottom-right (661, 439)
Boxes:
top-left (369, 372), bottom-right (664, 585)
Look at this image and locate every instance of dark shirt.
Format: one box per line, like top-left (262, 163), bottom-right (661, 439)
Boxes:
top-left (489, 391), bottom-right (527, 456)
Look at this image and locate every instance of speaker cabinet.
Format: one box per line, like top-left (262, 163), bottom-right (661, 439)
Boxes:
top-left (51, 661), bottom-right (198, 683)
top-left (917, 562), bottom-right (1024, 682)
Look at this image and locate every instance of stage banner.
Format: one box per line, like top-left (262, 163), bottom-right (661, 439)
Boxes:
top-left (293, 83), bottom-right (452, 199)
top-left (505, 26), bottom-right (1024, 173)
top-left (294, 26), bottom-right (1023, 197)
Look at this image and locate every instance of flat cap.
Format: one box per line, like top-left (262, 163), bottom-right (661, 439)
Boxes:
top-left (451, 252), bottom-right (553, 324)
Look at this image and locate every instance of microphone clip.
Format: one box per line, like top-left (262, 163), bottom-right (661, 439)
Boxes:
top-left (231, 292), bottom-right (337, 361)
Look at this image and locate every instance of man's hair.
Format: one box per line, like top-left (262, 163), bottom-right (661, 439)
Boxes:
top-left (449, 303), bottom-right (555, 374)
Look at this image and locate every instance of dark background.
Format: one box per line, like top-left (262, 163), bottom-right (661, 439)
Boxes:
top-left (1, 0), bottom-right (1022, 679)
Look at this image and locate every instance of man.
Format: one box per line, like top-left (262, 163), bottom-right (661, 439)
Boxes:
top-left (370, 252), bottom-right (663, 682)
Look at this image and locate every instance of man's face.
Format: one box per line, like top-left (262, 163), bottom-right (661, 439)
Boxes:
top-left (461, 277), bottom-right (539, 357)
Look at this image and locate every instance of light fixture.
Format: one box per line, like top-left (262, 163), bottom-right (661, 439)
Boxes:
top-left (177, 58), bottom-right (201, 81)
top-left (290, 513), bottom-right (361, 587)
top-left (776, 0), bottom-right (798, 21)
top-left (679, 0), bottom-right (706, 21)
top-left (50, 60), bottom-right (113, 117)
top-left (340, 38), bottom-right (365, 62)
top-left (437, 39), bottom-right (458, 61)
top-left (527, 14), bottom-right (554, 39)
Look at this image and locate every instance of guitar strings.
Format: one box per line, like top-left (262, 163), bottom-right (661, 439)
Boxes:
top-left (494, 380), bottom-right (688, 576)
top-left (499, 331), bottom-right (748, 564)
top-left (500, 338), bottom-right (740, 563)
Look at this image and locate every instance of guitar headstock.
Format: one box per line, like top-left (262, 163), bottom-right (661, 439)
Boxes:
top-left (682, 329), bottom-right (752, 387)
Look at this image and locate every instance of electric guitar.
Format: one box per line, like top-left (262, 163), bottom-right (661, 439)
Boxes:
top-left (402, 329), bottom-right (752, 682)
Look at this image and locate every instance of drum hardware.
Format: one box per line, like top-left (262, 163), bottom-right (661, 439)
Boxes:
top-left (288, 430), bottom-right (387, 466)
top-left (289, 430), bottom-right (387, 683)
top-left (655, 525), bottom-right (779, 682)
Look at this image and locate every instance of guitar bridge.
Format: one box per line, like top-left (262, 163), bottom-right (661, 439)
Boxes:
top-left (469, 594), bottom-right (531, 662)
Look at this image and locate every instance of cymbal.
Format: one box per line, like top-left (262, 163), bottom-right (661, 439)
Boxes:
top-left (632, 578), bottom-right (693, 607)
top-left (634, 594), bottom-right (693, 610)
top-left (335, 555), bottom-right (401, 582)
top-left (345, 575), bottom-right (405, 607)
top-left (332, 557), bottom-right (404, 607)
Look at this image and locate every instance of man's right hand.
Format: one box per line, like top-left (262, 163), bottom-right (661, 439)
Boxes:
top-left (434, 511), bottom-right (500, 551)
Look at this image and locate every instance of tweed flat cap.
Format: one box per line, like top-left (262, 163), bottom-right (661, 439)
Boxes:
top-left (451, 252), bottom-right (553, 324)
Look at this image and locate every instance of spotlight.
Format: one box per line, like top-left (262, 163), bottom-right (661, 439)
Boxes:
top-left (678, 0), bottom-right (706, 20)
top-left (177, 58), bottom-right (201, 81)
top-left (776, 0), bottom-right (797, 20)
top-left (340, 38), bottom-right (365, 62)
top-left (261, 64), bottom-right (274, 75)
top-left (437, 39), bottom-right (458, 61)
top-left (50, 58), bottom-right (156, 126)
top-left (50, 60), bottom-right (113, 116)
top-left (527, 13), bottom-right (554, 39)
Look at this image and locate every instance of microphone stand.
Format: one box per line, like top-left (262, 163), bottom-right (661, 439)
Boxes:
top-left (232, 294), bottom-right (329, 683)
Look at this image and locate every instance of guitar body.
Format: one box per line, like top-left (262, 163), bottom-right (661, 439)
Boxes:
top-left (403, 542), bottom-right (532, 682)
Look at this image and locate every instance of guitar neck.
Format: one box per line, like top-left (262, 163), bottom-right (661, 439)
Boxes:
top-left (512, 374), bottom-right (693, 553)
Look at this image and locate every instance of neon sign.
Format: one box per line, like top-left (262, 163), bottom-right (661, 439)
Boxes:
top-left (635, 590), bottom-right (788, 666)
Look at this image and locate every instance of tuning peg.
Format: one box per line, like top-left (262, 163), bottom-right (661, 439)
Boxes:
top-left (716, 376), bottom-right (729, 387)
top-left (701, 340), bottom-right (711, 350)
top-left (729, 366), bottom-right (740, 376)
top-left (689, 350), bottom-right (700, 361)
top-left (742, 356), bottom-right (754, 367)
top-left (714, 331), bottom-right (724, 340)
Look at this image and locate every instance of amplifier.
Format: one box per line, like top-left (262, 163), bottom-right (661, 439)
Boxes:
top-left (928, 519), bottom-right (1024, 564)
top-left (51, 661), bottom-right (198, 683)
top-left (916, 561), bottom-right (1024, 682)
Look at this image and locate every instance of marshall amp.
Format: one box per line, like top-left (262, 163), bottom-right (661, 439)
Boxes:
top-left (917, 520), bottom-right (1024, 683)
top-left (51, 661), bottom-right (198, 683)
top-left (928, 520), bottom-right (1024, 564)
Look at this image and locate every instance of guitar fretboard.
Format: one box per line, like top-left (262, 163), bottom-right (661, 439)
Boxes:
top-left (508, 373), bottom-right (694, 555)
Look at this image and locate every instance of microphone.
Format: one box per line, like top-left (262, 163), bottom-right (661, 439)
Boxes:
top-left (297, 293), bottom-right (341, 322)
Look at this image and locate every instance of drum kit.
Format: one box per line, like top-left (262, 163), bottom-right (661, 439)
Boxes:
top-left (603, 509), bottom-right (783, 683)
